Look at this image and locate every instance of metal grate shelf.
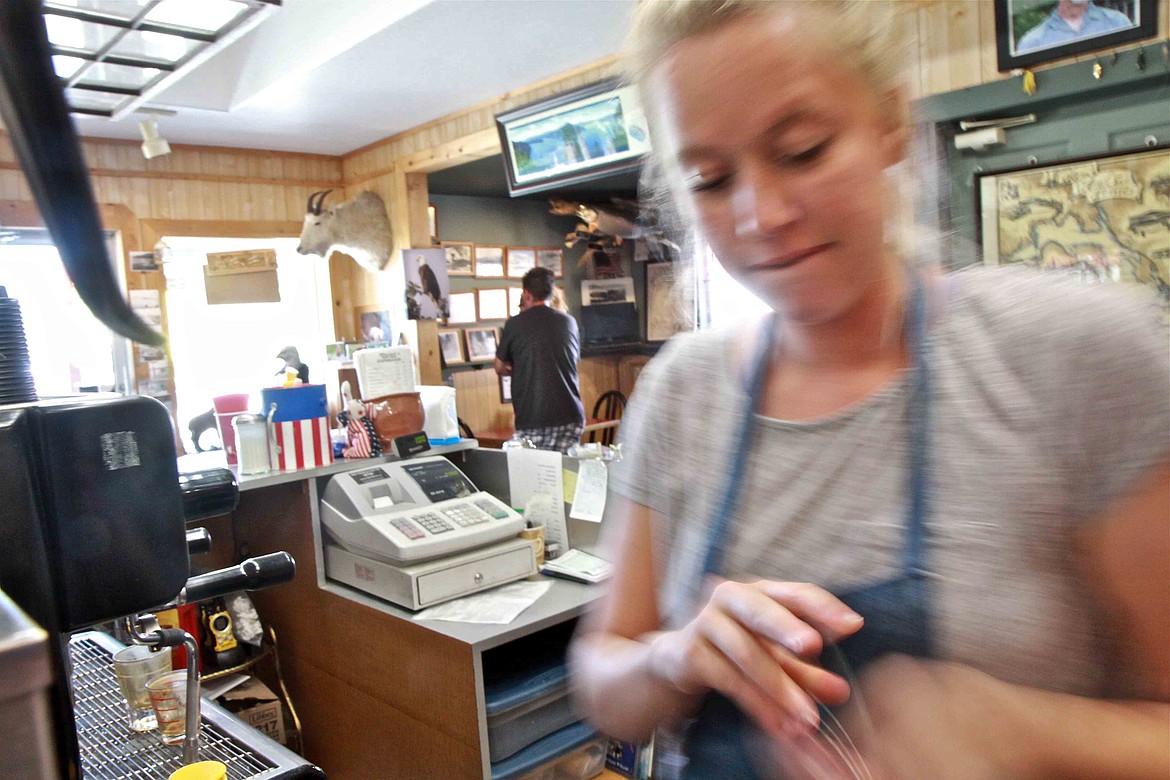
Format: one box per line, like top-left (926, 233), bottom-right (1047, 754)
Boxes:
top-left (70, 635), bottom-right (278, 780)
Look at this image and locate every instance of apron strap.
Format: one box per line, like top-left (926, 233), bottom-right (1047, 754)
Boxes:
top-left (700, 275), bottom-right (933, 581)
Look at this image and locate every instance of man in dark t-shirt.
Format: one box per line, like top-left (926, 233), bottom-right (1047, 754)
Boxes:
top-left (495, 267), bottom-right (585, 453)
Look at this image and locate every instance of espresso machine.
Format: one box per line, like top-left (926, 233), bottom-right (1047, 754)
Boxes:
top-left (0, 394), bottom-right (325, 779)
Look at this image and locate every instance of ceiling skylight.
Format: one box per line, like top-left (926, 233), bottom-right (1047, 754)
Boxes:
top-left (42, 0), bottom-right (280, 119)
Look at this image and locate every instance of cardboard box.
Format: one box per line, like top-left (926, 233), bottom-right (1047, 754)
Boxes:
top-left (217, 676), bottom-right (286, 745)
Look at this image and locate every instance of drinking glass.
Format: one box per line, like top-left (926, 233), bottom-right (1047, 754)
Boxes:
top-left (146, 670), bottom-right (190, 745)
top-left (112, 645), bottom-right (173, 732)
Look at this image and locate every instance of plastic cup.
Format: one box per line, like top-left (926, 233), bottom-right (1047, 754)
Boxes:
top-left (212, 394), bottom-right (251, 464)
top-left (112, 645), bottom-right (173, 732)
top-left (146, 670), bottom-right (190, 745)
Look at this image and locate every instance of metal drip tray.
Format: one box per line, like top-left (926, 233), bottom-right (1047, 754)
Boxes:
top-left (69, 631), bottom-right (323, 780)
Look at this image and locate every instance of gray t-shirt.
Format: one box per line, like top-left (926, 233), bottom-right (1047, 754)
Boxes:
top-left (497, 305), bottom-right (585, 429)
top-left (610, 267), bottom-right (1168, 697)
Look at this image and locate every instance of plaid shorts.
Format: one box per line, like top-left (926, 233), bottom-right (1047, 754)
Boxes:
top-left (515, 423), bottom-right (584, 454)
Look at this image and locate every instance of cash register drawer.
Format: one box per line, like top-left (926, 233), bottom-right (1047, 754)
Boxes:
top-left (417, 542), bottom-right (535, 606)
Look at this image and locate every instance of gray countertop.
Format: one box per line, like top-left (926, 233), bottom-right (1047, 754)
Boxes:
top-left (176, 439), bottom-right (480, 492)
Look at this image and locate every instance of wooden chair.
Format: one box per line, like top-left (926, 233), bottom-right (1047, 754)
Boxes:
top-left (589, 390), bottom-right (627, 446)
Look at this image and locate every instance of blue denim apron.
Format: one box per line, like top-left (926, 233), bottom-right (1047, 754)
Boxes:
top-left (681, 277), bottom-right (936, 779)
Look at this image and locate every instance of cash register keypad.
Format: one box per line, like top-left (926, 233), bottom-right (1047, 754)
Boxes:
top-left (389, 501), bottom-right (506, 542)
top-left (442, 504), bottom-right (491, 528)
top-left (412, 512), bottom-right (453, 535)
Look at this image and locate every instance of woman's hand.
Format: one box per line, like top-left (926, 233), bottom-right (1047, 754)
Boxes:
top-left (645, 578), bottom-right (864, 738)
top-left (765, 656), bottom-right (1028, 780)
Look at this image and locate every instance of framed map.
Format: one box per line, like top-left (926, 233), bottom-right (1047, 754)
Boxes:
top-left (976, 145), bottom-right (1169, 315)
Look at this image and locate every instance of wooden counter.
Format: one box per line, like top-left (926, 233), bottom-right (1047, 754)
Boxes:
top-left (182, 446), bottom-right (609, 779)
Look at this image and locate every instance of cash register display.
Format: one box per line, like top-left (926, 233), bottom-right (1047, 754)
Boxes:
top-left (318, 455), bottom-right (525, 565)
top-left (400, 460), bottom-right (475, 502)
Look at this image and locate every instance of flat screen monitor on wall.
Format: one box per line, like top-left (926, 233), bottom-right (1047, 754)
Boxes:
top-left (495, 78), bottom-right (651, 198)
top-left (580, 302), bottom-right (640, 347)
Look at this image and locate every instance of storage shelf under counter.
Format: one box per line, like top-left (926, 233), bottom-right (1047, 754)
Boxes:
top-left (177, 443), bottom-right (609, 779)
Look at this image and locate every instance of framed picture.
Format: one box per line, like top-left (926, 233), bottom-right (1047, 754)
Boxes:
top-left (442, 241), bottom-right (474, 277)
top-left (129, 250), bottom-right (159, 271)
top-left (506, 247), bottom-right (537, 279)
top-left (465, 326), bottom-right (500, 363)
top-left (994, 0), bottom-right (1157, 71)
top-left (437, 328), bottom-right (466, 366)
top-left (581, 277), bottom-right (635, 306)
top-left (536, 247), bottom-right (564, 277)
top-left (508, 286), bottom-right (524, 317)
top-left (474, 244), bottom-right (506, 278)
top-left (447, 291), bottom-right (478, 325)
top-left (975, 145), bottom-right (1169, 317)
top-left (356, 306), bottom-right (393, 342)
top-left (645, 262), bottom-right (692, 342)
top-left (499, 374), bottom-right (513, 404)
top-left (477, 288), bottom-right (510, 321)
top-left (325, 341), bottom-right (346, 361)
top-left (402, 247), bottom-right (449, 320)
top-left (428, 204), bottom-right (438, 243)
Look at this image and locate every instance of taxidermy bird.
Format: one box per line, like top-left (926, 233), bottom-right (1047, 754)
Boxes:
top-left (548, 196), bottom-right (679, 263)
top-left (276, 345), bottom-right (310, 385)
top-left (417, 256), bottom-right (443, 312)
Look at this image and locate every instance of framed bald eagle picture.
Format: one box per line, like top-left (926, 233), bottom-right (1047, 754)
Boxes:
top-left (402, 247), bottom-right (450, 320)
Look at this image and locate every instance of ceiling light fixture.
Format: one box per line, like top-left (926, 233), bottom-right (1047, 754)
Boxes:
top-left (42, 0), bottom-right (281, 120)
top-left (138, 115), bottom-right (171, 159)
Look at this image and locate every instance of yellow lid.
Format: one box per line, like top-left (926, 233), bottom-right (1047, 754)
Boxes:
top-left (167, 761), bottom-right (227, 780)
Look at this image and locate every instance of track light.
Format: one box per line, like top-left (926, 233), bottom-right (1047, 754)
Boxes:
top-left (138, 116), bottom-right (172, 160)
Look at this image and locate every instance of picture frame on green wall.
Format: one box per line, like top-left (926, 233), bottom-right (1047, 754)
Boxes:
top-left (995, 0), bottom-right (1157, 71)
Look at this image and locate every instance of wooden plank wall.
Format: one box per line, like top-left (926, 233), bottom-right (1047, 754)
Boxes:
top-left (0, 135), bottom-right (342, 221)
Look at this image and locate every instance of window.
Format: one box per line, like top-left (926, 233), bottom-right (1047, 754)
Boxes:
top-left (694, 239), bottom-right (770, 329)
top-left (0, 227), bottom-right (131, 395)
top-left (161, 236), bottom-right (334, 451)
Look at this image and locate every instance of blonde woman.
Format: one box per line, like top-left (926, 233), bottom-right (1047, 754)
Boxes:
top-left (568, 2), bottom-right (1169, 778)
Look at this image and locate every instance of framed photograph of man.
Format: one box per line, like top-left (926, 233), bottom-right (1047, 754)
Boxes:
top-left (475, 245), bottom-right (506, 278)
top-left (995, 0), bottom-right (1157, 71)
top-left (465, 327), bottom-right (500, 363)
top-left (536, 247), bottom-right (564, 277)
top-left (437, 328), bottom-right (466, 366)
top-left (441, 241), bottom-right (474, 277)
top-left (506, 247), bottom-right (537, 279)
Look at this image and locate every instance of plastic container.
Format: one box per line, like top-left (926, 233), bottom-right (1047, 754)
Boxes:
top-left (232, 413), bottom-right (271, 475)
top-left (167, 760), bottom-right (227, 780)
top-left (261, 384), bottom-right (328, 422)
top-left (553, 740), bottom-right (606, 779)
top-left (514, 739), bottom-right (606, 780)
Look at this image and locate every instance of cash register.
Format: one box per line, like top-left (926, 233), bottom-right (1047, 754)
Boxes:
top-left (319, 456), bottom-right (535, 610)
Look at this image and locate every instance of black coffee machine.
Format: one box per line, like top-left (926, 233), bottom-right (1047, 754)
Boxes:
top-left (0, 394), bottom-right (324, 779)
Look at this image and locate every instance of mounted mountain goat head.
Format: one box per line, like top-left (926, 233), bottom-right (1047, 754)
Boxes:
top-left (297, 189), bottom-right (393, 273)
